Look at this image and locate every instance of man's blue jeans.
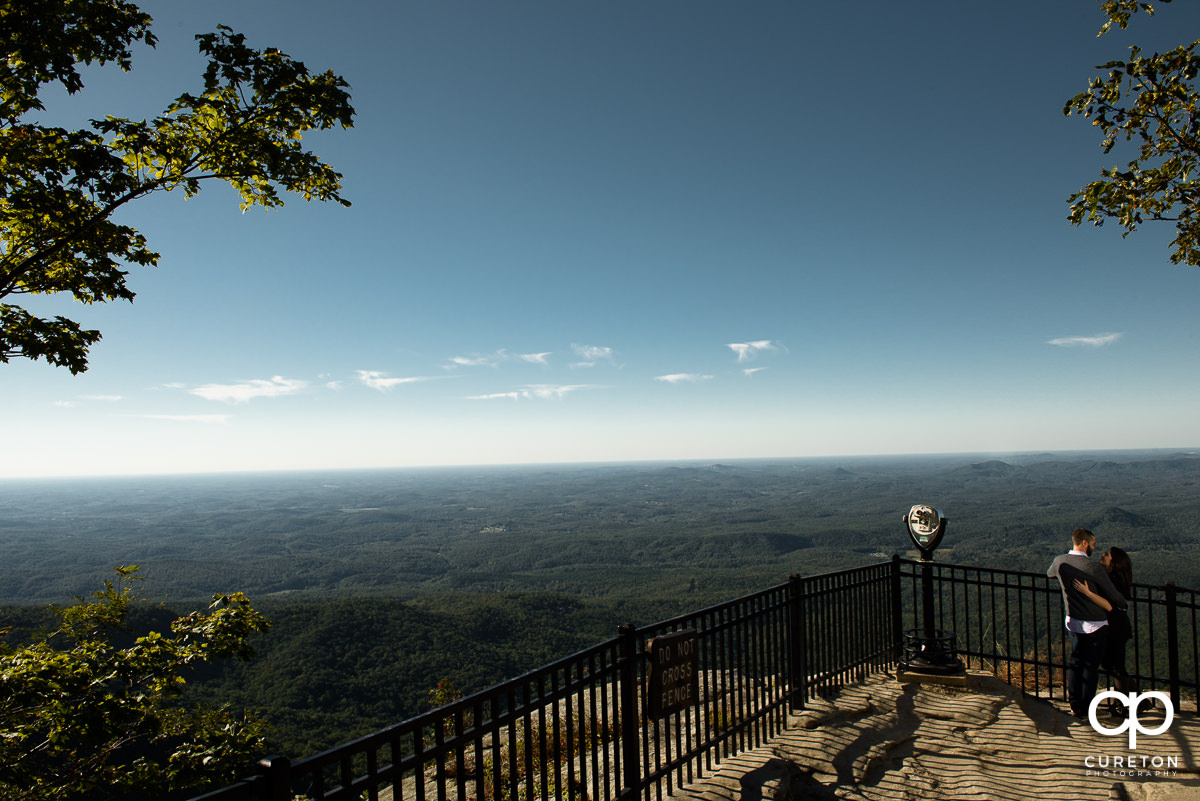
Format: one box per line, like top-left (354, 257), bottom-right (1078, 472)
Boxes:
top-left (1068, 627), bottom-right (1110, 717)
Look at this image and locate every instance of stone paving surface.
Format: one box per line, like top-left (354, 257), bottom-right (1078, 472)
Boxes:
top-left (669, 671), bottom-right (1200, 801)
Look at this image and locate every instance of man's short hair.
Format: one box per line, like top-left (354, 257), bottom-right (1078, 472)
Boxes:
top-left (1072, 528), bottom-right (1096, 547)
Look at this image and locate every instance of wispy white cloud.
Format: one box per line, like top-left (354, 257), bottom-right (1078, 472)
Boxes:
top-left (655, 373), bottom-right (713, 384)
top-left (571, 343), bottom-right (617, 368)
top-left (448, 349), bottom-right (557, 369)
top-left (469, 391), bottom-right (523, 401)
top-left (131, 414), bottom-right (231, 424)
top-left (517, 352), bottom-right (553, 365)
top-left (743, 367), bottom-right (768, 377)
top-left (188, 376), bottom-right (307, 404)
top-left (526, 384), bottom-right (587, 399)
top-left (467, 384), bottom-right (591, 401)
top-left (728, 340), bottom-right (780, 362)
top-left (445, 346), bottom-right (615, 370)
top-left (1047, 332), bottom-right (1124, 348)
top-left (54, 394), bottom-right (125, 408)
top-left (448, 354), bottom-right (500, 368)
top-left (356, 370), bottom-right (440, 392)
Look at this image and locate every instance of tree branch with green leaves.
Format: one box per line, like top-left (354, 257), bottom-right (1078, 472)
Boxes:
top-left (1, 0), bottom-right (354, 374)
top-left (1064, 0), bottom-right (1200, 266)
top-left (0, 566), bottom-right (271, 800)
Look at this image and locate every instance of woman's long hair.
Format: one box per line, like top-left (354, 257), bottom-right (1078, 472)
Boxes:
top-left (1107, 546), bottom-right (1133, 598)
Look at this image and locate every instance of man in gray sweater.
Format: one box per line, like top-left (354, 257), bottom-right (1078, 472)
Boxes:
top-left (1047, 528), bottom-right (1127, 719)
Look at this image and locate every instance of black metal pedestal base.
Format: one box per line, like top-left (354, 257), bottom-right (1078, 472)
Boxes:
top-left (900, 629), bottom-right (965, 675)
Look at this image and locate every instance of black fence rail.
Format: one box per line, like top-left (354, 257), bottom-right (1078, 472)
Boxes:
top-left (193, 564), bottom-right (893, 801)
top-left (193, 558), bottom-right (1197, 801)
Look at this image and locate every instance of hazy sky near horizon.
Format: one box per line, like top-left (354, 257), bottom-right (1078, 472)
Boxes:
top-left (4, 0), bottom-right (1200, 479)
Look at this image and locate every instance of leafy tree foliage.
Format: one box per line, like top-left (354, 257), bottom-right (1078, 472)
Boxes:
top-left (0, 566), bottom-right (270, 800)
top-left (0, 0), bottom-right (354, 373)
top-left (1064, 0), bottom-right (1200, 266)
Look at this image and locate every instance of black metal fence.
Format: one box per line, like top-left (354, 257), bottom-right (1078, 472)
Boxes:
top-left (897, 557), bottom-right (1200, 712)
top-left (193, 557), bottom-right (1197, 801)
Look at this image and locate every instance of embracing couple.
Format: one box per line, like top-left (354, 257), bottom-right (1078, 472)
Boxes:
top-left (1047, 527), bottom-right (1135, 720)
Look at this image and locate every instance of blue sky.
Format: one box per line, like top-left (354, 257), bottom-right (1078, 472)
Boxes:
top-left (4, 0), bottom-right (1200, 478)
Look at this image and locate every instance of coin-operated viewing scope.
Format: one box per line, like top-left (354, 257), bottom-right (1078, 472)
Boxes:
top-left (900, 504), bottom-right (964, 676)
top-left (905, 504), bottom-right (946, 561)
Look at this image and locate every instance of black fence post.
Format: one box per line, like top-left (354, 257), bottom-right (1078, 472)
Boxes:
top-left (787, 573), bottom-right (806, 712)
top-left (617, 624), bottom-right (642, 801)
top-left (255, 755), bottom-right (290, 801)
top-left (1166, 581), bottom-right (1181, 712)
top-left (890, 555), bottom-right (904, 663)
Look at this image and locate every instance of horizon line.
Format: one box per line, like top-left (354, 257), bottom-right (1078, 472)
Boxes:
top-left (3, 446), bottom-right (1197, 483)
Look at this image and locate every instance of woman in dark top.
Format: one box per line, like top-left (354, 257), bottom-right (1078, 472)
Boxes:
top-left (1075, 547), bottom-right (1135, 713)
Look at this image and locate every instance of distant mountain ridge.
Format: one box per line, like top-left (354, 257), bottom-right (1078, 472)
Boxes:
top-left (951, 455), bottom-right (1200, 482)
top-left (953, 460), bottom-right (1020, 478)
top-left (1085, 506), bottom-right (1152, 529)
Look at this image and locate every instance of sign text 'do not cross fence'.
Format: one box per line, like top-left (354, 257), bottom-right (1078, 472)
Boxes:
top-left (647, 630), bottom-right (698, 718)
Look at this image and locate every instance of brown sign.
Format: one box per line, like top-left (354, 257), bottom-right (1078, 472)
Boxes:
top-left (646, 630), bottom-right (698, 718)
